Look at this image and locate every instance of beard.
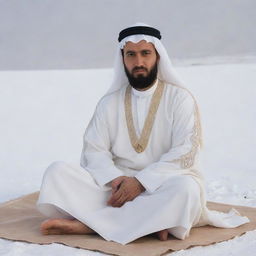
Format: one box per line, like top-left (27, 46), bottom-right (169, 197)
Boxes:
top-left (124, 62), bottom-right (158, 90)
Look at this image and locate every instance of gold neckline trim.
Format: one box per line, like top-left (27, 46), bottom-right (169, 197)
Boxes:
top-left (124, 80), bottom-right (164, 153)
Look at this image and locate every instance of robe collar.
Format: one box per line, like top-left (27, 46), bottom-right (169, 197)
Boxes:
top-left (131, 79), bottom-right (158, 98)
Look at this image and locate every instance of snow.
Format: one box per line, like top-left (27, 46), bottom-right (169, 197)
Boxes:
top-left (0, 62), bottom-right (255, 255)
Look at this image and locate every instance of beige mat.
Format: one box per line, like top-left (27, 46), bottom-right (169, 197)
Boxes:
top-left (0, 192), bottom-right (255, 256)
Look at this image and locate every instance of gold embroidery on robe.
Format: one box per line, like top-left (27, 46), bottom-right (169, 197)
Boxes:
top-left (171, 85), bottom-right (202, 169)
top-left (124, 80), bottom-right (164, 153)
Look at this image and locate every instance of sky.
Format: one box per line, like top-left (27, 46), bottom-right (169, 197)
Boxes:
top-left (0, 0), bottom-right (255, 70)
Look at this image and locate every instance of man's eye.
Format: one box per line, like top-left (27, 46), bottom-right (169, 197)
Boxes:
top-left (126, 52), bottom-right (135, 57)
top-left (142, 51), bottom-right (151, 56)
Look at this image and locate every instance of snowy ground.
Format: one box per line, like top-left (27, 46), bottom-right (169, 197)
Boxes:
top-left (0, 62), bottom-right (255, 255)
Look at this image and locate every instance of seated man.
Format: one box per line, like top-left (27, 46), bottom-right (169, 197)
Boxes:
top-left (37, 23), bottom-right (249, 245)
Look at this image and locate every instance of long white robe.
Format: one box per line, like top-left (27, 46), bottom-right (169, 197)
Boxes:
top-left (37, 80), bottom-right (249, 244)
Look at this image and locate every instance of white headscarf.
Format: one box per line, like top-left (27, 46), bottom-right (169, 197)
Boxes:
top-left (107, 23), bottom-right (185, 94)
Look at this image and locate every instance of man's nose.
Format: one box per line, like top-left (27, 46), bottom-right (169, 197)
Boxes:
top-left (134, 55), bottom-right (143, 66)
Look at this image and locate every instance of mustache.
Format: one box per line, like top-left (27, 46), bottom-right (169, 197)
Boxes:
top-left (132, 66), bottom-right (148, 72)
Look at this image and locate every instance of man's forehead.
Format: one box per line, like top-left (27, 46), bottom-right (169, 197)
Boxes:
top-left (123, 40), bottom-right (156, 51)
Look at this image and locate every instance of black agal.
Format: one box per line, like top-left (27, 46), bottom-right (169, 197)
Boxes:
top-left (118, 26), bottom-right (161, 42)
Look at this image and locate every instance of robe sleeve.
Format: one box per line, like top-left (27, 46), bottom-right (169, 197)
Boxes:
top-left (135, 89), bottom-right (202, 193)
top-left (80, 103), bottom-right (123, 187)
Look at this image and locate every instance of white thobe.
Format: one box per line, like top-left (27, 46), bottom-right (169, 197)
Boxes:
top-left (37, 80), bottom-right (249, 244)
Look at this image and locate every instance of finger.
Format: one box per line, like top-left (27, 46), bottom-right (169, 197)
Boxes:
top-left (111, 193), bottom-right (124, 206)
top-left (107, 191), bottom-right (119, 205)
top-left (112, 198), bottom-right (125, 207)
top-left (112, 200), bottom-right (123, 207)
top-left (111, 190), bottom-right (128, 207)
top-left (112, 182), bottom-right (123, 194)
top-left (112, 182), bottom-right (130, 206)
top-left (112, 176), bottom-right (125, 187)
top-left (112, 180), bottom-right (120, 190)
top-left (111, 180), bottom-right (124, 193)
top-left (112, 193), bottom-right (128, 207)
top-left (111, 187), bottom-right (117, 194)
top-left (108, 190), bottom-right (123, 206)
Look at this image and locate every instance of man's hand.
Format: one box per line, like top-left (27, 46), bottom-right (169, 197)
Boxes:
top-left (107, 176), bottom-right (145, 207)
top-left (109, 176), bottom-right (126, 194)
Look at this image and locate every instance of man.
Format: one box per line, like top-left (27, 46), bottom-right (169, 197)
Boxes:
top-left (37, 23), bottom-right (249, 245)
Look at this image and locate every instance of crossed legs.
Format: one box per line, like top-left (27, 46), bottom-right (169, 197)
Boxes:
top-left (41, 218), bottom-right (169, 241)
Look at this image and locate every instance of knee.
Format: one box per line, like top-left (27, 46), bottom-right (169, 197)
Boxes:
top-left (172, 176), bottom-right (200, 200)
top-left (43, 161), bottom-right (68, 180)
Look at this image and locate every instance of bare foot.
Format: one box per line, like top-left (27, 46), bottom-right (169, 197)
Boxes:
top-left (156, 229), bottom-right (169, 241)
top-left (40, 218), bottom-right (95, 235)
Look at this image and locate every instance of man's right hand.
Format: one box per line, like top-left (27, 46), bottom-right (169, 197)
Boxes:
top-left (107, 176), bottom-right (145, 207)
top-left (110, 176), bottom-right (126, 194)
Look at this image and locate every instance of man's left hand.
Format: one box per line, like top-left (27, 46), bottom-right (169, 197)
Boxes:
top-left (107, 177), bottom-right (145, 207)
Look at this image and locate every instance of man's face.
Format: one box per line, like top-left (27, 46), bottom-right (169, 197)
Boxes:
top-left (122, 40), bottom-right (159, 90)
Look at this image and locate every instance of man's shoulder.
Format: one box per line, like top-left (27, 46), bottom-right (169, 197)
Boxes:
top-left (96, 86), bottom-right (126, 112)
top-left (164, 82), bottom-right (195, 103)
